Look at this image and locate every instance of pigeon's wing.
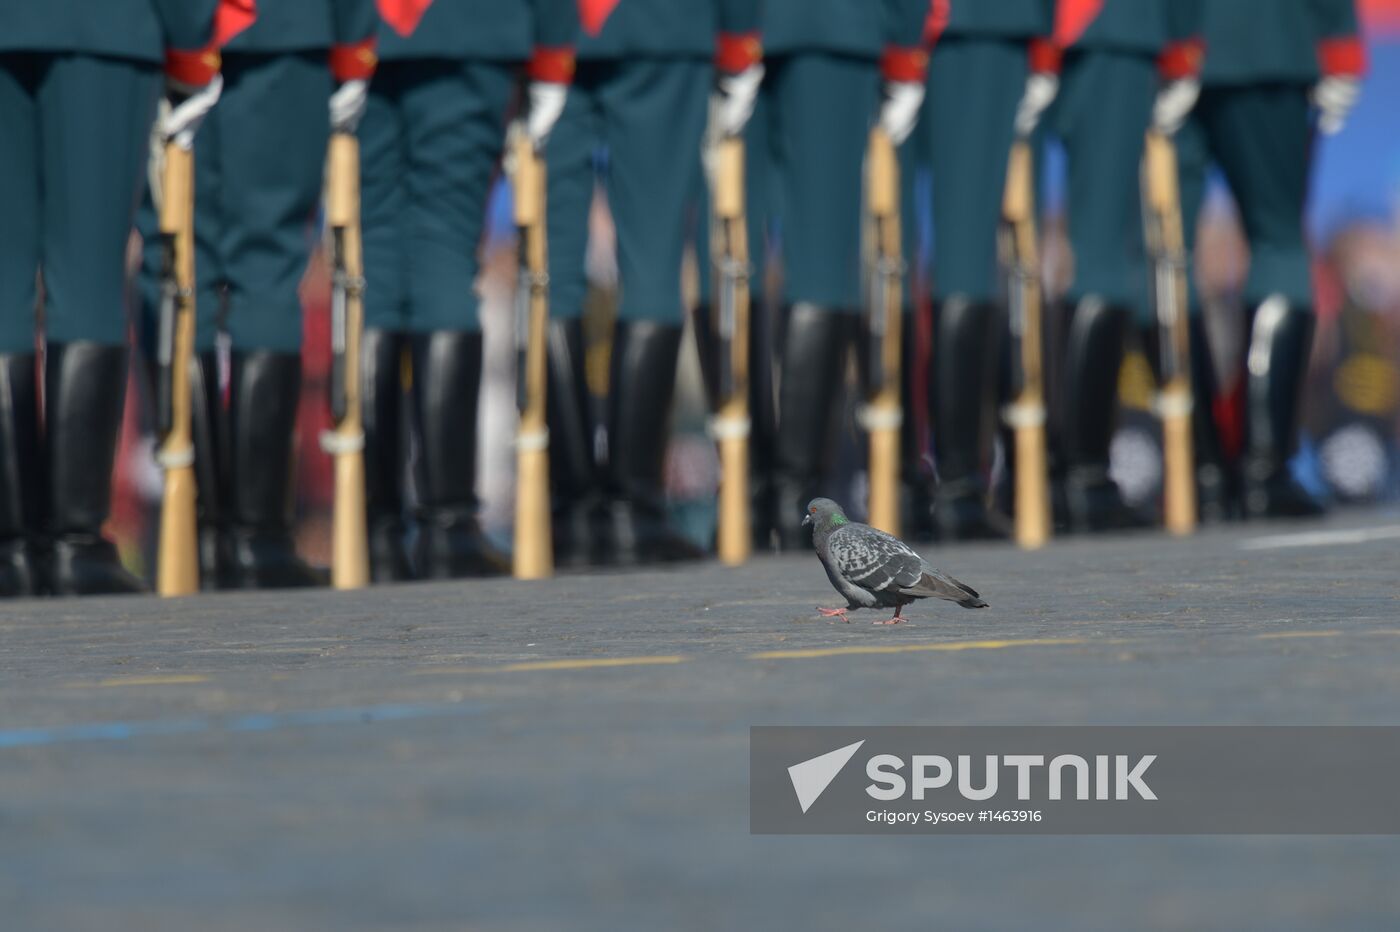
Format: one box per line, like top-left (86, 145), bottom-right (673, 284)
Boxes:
top-left (827, 524), bottom-right (925, 596)
top-left (900, 567), bottom-right (988, 608)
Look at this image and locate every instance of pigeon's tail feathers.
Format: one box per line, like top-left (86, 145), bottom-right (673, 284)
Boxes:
top-left (902, 570), bottom-right (986, 607)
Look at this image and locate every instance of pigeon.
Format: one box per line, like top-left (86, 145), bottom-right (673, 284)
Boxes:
top-left (803, 497), bottom-right (988, 624)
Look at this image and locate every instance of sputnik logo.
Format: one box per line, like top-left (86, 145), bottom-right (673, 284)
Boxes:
top-left (788, 740), bottom-right (865, 813)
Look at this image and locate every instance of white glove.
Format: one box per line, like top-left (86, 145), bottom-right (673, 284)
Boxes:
top-left (1312, 75), bottom-right (1361, 135)
top-left (525, 81), bottom-right (568, 150)
top-left (1152, 77), bottom-right (1200, 135)
top-left (878, 80), bottom-right (925, 146)
top-left (1013, 71), bottom-right (1058, 137)
top-left (161, 73), bottom-right (223, 150)
top-left (712, 63), bottom-right (764, 138)
top-left (330, 79), bottom-right (369, 134)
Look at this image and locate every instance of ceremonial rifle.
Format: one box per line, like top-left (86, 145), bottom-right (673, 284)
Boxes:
top-left (708, 134), bottom-right (753, 565)
top-left (1142, 129), bottom-right (1197, 535)
top-left (862, 126), bottom-right (904, 536)
top-left (999, 138), bottom-right (1051, 549)
top-left (154, 139), bottom-right (200, 595)
top-left (511, 129), bottom-right (554, 579)
top-left (323, 131), bottom-right (372, 587)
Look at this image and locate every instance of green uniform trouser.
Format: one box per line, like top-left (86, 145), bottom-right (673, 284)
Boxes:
top-left (360, 58), bottom-right (515, 334)
top-left (1052, 49), bottom-right (1156, 319)
top-left (136, 52), bottom-right (331, 353)
top-left (1176, 84), bottom-right (1313, 313)
top-left (904, 37), bottom-right (1027, 303)
top-left (698, 52), bottom-right (879, 311)
top-left (0, 53), bottom-right (158, 352)
top-left (547, 58), bottom-right (710, 323)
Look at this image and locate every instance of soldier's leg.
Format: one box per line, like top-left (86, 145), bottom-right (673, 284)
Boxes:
top-left (926, 37), bottom-right (1026, 540)
top-left (0, 54), bottom-right (43, 596)
top-left (401, 58), bottom-right (516, 577)
top-left (764, 52), bottom-right (878, 549)
top-left (358, 64), bottom-right (414, 581)
top-left (543, 66), bottom-right (605, 566)
top-left (206, 52), bottom-right (331, 588)
top-left (1055, 50), bottom-right (1156, 531)
top-left (896, 84), bottom-right (936, 540)
top-left (1202, 84), bottom-right (1320, 517)
top-left (38, 54), bottom-right (159, 594)
top-left (770, 52), bottom-right (877, 543)
top-left (1169, 98), bottom-right (1234, 521)
top-left (595, 57), bottom-right (711, 564)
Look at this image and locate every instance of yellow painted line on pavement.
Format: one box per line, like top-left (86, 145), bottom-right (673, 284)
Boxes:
top-left (1256, 630), bottom-right (1344, 640)
top-left (416, 655), bottom-right (687, 675)
top-left (1257, 629), bottom-right (1400, 640)
top-left (748, 637), bottom-right (1088, 661)
top-left (83, 674), bottom-right (211, 688)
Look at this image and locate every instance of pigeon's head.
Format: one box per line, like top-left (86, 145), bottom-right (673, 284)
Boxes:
top-left (802, 497), bottom-right (847, 528)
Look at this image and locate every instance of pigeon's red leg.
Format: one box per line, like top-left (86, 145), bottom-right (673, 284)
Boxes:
top-left (817, 607), bottom-right (851, 623)
top-left (874, 605), bottom-right (905, 626)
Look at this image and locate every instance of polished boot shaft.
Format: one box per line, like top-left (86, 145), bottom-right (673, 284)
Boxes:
top-left (545, 318), bottom-right (600, 566)
top-left (930, 297), bottom-right (1007, 540)
top-left (1059, 298), bottom-right (1144, 531)
top-left (0, 354), bottom-right (41, 596)
top-left (223, 351), bottom-right (320, 588)
top-left (409, 331), bottom-right (509, 577)
top-left (1243, 298), bottom-right (1323, 518)
top-left (599, 320), bottom-right (704, 564)
top-left (45, 342), bottom-right (143, 595)
top-left (188, 351), bottom-right (227, 587)
top-left (361, 329), bottom-right (411, 581)
top-left (773, 303), bottom-right (853, 549)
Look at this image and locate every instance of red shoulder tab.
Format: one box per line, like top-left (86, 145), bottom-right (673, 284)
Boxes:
top-left (378, 0), bottom-right (433, 38)
top-left (215, 0), bottom-right (257, 46)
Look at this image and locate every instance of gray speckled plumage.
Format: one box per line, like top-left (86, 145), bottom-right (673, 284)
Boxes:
top-left (804, 498), bottom-right (987, 618)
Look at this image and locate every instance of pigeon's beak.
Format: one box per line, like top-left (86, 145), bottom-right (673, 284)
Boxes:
top-left (801, 513), bottom-right (812, 527)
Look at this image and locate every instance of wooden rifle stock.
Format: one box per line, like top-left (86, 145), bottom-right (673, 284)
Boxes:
top-left (710, 136), bottom-right (752, 566)
top-left (325, 132), bottom-right (371, 588)
top-left (511, 133), bottom-right (554, 579)
top-left (1000, 139), bottom-right (1051, 549)
top-left (863, 127), bottom-right (903, 536)
top-left (1142, 130), bottom-right (1197, 536)
top-left (155, 142), bottom-right (200, 596)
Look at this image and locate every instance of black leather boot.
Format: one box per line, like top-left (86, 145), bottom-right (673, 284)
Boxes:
top-left (930, 296), bottom-right (1008, 541)
top-left (223, 351), bottom-right (322, 588)
top-left (598, 319), bottom-right (706, 565)
top-left (546, 318), bottom-right (603, 568)
top-left (0, 353), bottom-right (41, 597)
top-left (692, 301), bottom-right (779, 551)
top-left (898, 309), bottom-right (936, 541)
top-left (1242, 297), bottom-right (1325, 519)
top-left (362, 329), bottom-right (412, 581)
top-left (772, 304), bottom-right (853, 551)
top-left (1187, 315), bottom-right (1237, 523)
top-left (46, 343), bottom-right (144, 596)
top-left (410, 331), bottom-right (510, 577)
top-left (1061, 297), bottom-right (1148, 532)
top-left (1143, 314), bottom-right (1236, 523)
top-left (187, 351), bottom-right (232, 588)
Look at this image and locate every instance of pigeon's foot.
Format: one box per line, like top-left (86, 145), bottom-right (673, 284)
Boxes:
top-left (817, 606), bottom-right (850, 623)
top-left (873, 616), bottom-right (905, 625)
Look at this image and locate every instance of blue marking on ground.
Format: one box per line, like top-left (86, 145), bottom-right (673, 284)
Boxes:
top-left (0, 702), bottom-right (487, 750)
